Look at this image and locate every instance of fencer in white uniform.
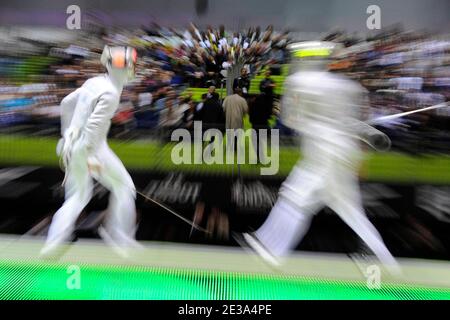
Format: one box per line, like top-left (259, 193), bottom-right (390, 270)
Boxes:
top-left (41, 46), bottom-right (139, 257)
top-left (239, 42), bottom-right (400, 272)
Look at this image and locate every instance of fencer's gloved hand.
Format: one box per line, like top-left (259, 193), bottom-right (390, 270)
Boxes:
top-left (359, 124), bottom-right (391, 152)
top-left (344, 119), bottom-right (392, 152)
top-left (87, 156), bottom-right (102, 178)
top-left (368, 131), bottom-right (391, 152)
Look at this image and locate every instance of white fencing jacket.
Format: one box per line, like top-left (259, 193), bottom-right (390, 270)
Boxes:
top-left (60, 74), bottom-right (122, 156)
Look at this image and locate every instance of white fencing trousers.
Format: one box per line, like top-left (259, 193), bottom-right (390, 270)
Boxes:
top-left (255, 164), bottom-right (398, 267)
top-left (45, 141), bottom-right (137, 246)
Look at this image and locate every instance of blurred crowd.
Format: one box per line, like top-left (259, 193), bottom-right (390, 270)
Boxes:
top-left (140, 23), bottom-right (289, 87)
top-left (328, 29), bottom-right (450, 152)
top-left (0, 24), bottom-right (449, 152)
top-left (0, 23), bottom-right (288, 135)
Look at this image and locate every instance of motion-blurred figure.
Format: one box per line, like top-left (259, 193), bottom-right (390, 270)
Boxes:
top-left (41, 45), bottom-right (139, 257)
top-left (238, 41), bottom-right (400, 273)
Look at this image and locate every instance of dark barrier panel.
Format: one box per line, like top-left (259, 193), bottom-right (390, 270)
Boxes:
top-left (0, 167), bottom-right (449, 260)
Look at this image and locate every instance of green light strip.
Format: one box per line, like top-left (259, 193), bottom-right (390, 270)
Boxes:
top-left (0, 259), bottom-right (449, 300)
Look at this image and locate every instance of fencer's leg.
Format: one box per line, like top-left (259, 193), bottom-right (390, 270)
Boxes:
top-left (339, 208), bottom-right (398, 267)
top-left (42, 150), bottom-right (93, 255)
top-left (250, 167), bottom-right (324, 259)
top-left (255, 198), bottom-right (314, 257)
top-left (328, 177), bottom-right (400, 272)
top-left (95, 144), bottom-right (138, 247)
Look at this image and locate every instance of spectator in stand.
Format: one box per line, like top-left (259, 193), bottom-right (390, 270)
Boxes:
top-left (158, 90), bottom-right (182, 138)
top-left (259, 69), bottom-right (276, 96)
top-left (233, 67), bottom-right (251, 96)
top-left (199, 90), bottom-right (224, 132)
top-left (196, 93), bottom-right (208, 113)
top-left (180, 97), bottom-right (197, 129)
top-left (206, 86), bottom-right (217, 99)
top-left (249, 92), bottom-right (273, 163)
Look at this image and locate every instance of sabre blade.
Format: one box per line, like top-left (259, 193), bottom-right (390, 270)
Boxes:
top-left (136, 190), bottom-right (210, 234)
top-left (367, 103), bottom-right (448, 125)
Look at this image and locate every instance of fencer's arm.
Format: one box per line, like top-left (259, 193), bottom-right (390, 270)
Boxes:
top-left (60, 87), bottom-right (96, 156)
top-left (60, 88), bottom-right (81, 137)
top-left (82, 91), bottom-right (118, 156)
top-left (58, 88), bottom-right (94, 166)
